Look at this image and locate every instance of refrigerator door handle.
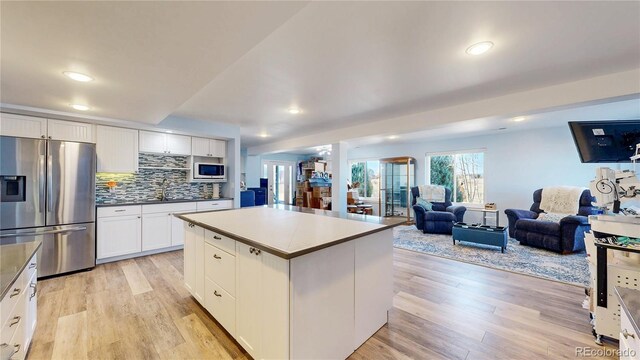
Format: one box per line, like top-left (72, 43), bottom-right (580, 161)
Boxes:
top-left (47, 154), bottom-right (53, 213)
top-left (0, 226), bottom-right (88, 238)
top-left (38, 154), bottom-right (45, 214)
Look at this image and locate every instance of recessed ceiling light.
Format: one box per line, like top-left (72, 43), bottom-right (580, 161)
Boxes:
top-left (288, 107), bottom-right (301, 114)
top-left (70, 104), bottom-right (90, 111)
top-left (466, 41), bottom-right (494, 56)
top-left (63, 71), bottom-right (94, 82)
top-left (388, 135), bottom-right (399, 140)
top-left (165, 130), bottom-right (173, 133)
top-left (512, 116), bottom-right (526, 122)
top-left (259, 133), bottom-right (269, 138)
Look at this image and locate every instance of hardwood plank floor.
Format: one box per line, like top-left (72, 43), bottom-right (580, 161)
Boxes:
top-left (27, 248), bottom-right (617, 359)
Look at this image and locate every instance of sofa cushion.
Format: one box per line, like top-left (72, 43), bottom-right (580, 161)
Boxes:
top-left (536, 212), bottom-right (570, 223)
top-left (416, 198), bottom-right (433, 211)
top-left (425, 211), bottom-right (457, 222)
top-left (515, 218), bottom-right (560, 236)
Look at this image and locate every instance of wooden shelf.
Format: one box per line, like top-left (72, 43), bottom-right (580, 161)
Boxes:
top-left (138, 166), bottom-right (190, 170)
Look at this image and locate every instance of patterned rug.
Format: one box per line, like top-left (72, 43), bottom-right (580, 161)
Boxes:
top-left (393, 225), bottom-right (589, 286)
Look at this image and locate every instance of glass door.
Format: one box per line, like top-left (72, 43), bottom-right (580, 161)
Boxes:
top-left (264, 161), bottom-right (294, 206)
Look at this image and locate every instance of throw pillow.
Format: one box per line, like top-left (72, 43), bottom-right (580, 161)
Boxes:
top-left (416, 198), bottom-right (433, 211)
top-left (537, 212), bottom-right (571, 223)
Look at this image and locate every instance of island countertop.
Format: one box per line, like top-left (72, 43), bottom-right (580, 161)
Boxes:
top-left (616, 286), bottom-right (640, 336)
top-left (176, 205), bottom-right (405, 259)
top-left (0, 241), bottom-right (42, 299)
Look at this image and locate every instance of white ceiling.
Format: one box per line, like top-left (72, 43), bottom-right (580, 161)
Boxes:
top-left (0, 1), bottom-right (308, 123)
top-left (1, 2), bottom-right (639, 148)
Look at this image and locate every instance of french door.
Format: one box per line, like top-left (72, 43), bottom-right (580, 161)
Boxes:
top-left (263, 161), bottom-right (295, 206)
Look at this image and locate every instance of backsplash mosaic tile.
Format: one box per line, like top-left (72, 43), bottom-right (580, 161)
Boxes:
top-left (96, 154), bottom-right (223, 203)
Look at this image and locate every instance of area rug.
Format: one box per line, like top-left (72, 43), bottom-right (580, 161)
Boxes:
top-left (393, 225), bottom-right (589, 286)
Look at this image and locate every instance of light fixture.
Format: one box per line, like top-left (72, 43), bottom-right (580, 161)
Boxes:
top-left (465, 41), bottom-right (494, 56)
top-left (288, 107), bottom-right (301, 114)
top-left (259, 133), bottom-right (269, 138)
top-left (70, 104), bottom-right (90, 111)
top-left (165, 130), bottom-right (173, 133)
top-left (63, 71), bottom-right (94, 82)
top-left (387, 135), bottom-right (399, 140)
top-left (512, 116), bottom-right (526, 122)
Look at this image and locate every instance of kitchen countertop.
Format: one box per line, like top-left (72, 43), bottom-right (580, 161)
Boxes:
top-left (616, 286), bottom-right (640, 335)
top-left (176, 205), bottom-right (406, 259)
top-left (0, 241), bottom-right (42, 300)
top-left (96, 198), bottom-right (234, 207)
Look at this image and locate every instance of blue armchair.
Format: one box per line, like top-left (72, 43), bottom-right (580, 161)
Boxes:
top-left (411, 187), bottom-right (466, 234)
top-left (504, 189), bottom-right (596, 254)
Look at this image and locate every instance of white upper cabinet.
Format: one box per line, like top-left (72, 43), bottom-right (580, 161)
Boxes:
top-left (47, 119), bottom-right (95, 143)
top-left (192, 137), bottom-right (226, 158)
top-left (96, 126), bottom-right (139, 173)
top-left (0, 113), bottom-right (95, 142)
top-left (165, 134), bottom-right (191, 155)
top-left (139, 131), bottom-right (191, 155)
top-left (0, 113), bottom-right (47, 139)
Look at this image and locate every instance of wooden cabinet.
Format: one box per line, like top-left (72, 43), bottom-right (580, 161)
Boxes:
top-left (96, 126), bottom-right (139, 173)
top-left (97, 206), bottom-right (142, 259)
top-left (139, 131), bottom-right (191, 155)
top-left (47, 119), bottom-right (95, 143)
top-left (0, 113), bottom-right (47, 139)
top-left (192, 137), bottom-right (226, 158)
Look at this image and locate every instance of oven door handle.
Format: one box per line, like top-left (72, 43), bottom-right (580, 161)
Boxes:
top-left (0, 226), bottom-right (87, 238)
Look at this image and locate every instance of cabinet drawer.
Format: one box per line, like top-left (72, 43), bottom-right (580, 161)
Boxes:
top-left (0, 269), bottom-right (27, 327)
top-left (196, 200), bottom-right (233, 211)
top-left (204, 230), bottom-right (235, 255)
top-left (0, 287), bottom-right (26, 353)
top-left (98, 205), bottom-right (142, 218)
top-left (204, 243), bottom-right (236, 297)
top-left (142, 202), bottom-right (197, 214)
top-left (24, 255), bottom-right (37, 283)
top-left (4, 310), bottom-right (26, 360)
top-left (205, 278), bottom-right (235, 337)
top-left (621, 309), bottom-right (640, 358)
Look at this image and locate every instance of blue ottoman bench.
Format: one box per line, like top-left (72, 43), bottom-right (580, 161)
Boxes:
top-left (452, 223), bottom-right (509, 253)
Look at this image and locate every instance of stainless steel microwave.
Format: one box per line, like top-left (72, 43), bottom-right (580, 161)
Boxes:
top-left (193, 162), bottom-right (226, 180)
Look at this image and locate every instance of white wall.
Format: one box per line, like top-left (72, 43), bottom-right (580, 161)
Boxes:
top-left (348, 126), bottom-right (632, 223)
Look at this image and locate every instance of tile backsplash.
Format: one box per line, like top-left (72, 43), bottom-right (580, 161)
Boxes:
top-left (96, 154), bottom-right (222, 203)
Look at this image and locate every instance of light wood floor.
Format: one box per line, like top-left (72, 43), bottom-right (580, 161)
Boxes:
top-left (27, 248), bottom-right (617, 360)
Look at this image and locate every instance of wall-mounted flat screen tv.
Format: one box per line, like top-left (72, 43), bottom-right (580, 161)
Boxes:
top-left (568, 120), bottom-right (640, 163)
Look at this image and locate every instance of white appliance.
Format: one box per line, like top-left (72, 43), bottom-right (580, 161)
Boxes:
top-left (193, 162), bottom-right (226, 180)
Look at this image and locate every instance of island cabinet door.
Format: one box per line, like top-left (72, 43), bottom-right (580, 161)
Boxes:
top-left (184, 223), bottom-right (204, 298)
top-left (235, 242), bottom-right (289, 360)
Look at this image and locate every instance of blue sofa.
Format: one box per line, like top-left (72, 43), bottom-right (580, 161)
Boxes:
top-left (411, 187), bottom-right (466, 234)
top-left (504, 189), bottom-right (596, 254)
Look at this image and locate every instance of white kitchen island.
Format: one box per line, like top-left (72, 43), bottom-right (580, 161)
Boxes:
top-left (177, 206), bottom-right (404, 360)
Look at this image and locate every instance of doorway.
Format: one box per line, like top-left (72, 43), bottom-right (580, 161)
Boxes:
top-left (263, 160), bottom-right (295, 206)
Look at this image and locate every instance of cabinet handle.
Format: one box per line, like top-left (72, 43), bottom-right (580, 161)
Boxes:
top-left (48, 136), bottom-right (52, 139)
top-left (213, 235), bottom-right (222, 240)
top-left (188, 223), bottom-right (195, 228)
top-left (30, 282), bottom-right (37, 300)
top-left (213, 290), bottom-right (222, 297)
top-left (41, 135), bottom-right (46, 139)
top-left (623, 329), bottom-right (636, 339)
top-left (249, 247), bottom-right (255, 254)
top-left (254, 249), bottom-right (261, 256)
top-left (9, 316), bottom-right (21, 327)
top-left (9, 288), bottom-right (20, 298)
top-left (213, 254), bottom-right (221, 259)
top-left (137, 216), bottom-right (141, 219)
top-left (11, 344), bottom-right (20, 356)
top-left (115, 209), bottom-right (126, 212)
top-left (28, 262), bottom-right (36, 269)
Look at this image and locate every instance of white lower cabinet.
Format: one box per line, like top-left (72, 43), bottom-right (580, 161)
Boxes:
top-left (141, 212), bottom-right (172, 251)
top-left (97, 201), bottom-right (204, 262)
top-left (97, 213), bottom-right (142, 259)
top-left (0, 254), bottom-right (37, 360)
top-left (620, 305), bottom-right (639, 360)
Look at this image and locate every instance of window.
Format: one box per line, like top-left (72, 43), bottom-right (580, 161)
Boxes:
top-left (426, 151), bottom-right (485, 204)
top-left (349, 160), bottom-right (380, 198)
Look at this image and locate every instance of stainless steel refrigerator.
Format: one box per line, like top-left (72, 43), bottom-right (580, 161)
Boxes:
top-left (0, 136), bottom-right (96, 277)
